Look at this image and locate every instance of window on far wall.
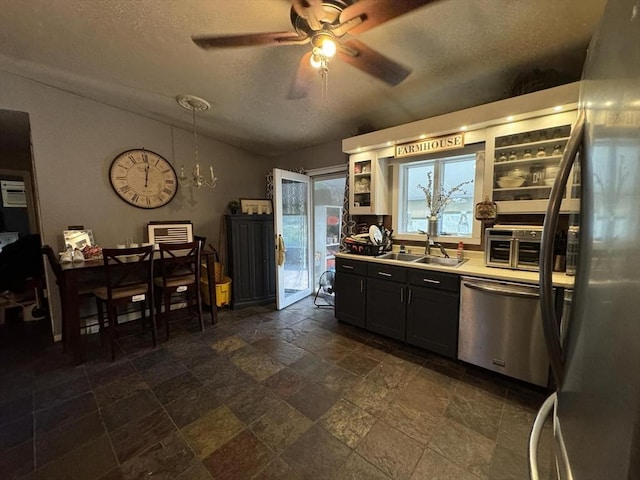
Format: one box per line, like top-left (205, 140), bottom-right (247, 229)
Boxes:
top-left (395, 144), bottom-right (484, 243)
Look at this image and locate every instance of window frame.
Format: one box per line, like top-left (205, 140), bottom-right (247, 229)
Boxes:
top-left (390, 144), bottom-right (485, 246)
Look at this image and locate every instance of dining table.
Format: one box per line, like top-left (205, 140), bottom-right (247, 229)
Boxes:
top-left (60, 248), bottom-right (218, 364)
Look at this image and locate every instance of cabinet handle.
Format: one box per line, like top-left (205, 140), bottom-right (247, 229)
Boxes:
top-left (422, 278), bottom-right (441, 284)
top-left (408, 288), bottom-right (412, 304)
top-left (400, 287), bottom-right (404, 303)
top-left (343, 265), bottom-right (354, 270)
top-left (360, 279), bottom-right (363, 293)
top-left (377, 271), bottom-right (392, 277)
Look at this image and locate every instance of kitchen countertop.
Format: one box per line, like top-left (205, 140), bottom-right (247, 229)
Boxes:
top-left (335, 251), bottom-right (575, 288)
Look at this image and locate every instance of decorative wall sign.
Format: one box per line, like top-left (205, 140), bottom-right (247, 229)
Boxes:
top-left (395, 132), bottom-right (465, 158)
top-left (240, 198), bottom-right (273, 215)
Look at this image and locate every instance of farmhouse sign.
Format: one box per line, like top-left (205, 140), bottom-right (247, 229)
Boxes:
top-left (395, 133), bottom-right (465, 158)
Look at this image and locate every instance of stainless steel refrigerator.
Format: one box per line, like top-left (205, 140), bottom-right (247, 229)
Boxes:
top-left (530, 0), bottom-right (640, 478)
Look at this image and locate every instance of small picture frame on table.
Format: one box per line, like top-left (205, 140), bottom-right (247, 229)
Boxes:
top-left (240, 198), bottom-right (273, 215)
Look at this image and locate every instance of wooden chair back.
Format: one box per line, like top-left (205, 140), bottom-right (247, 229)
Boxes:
top-left (101, 245), bottom-right (155, 302)
top-left (157, 241), bottom-right (201, 289)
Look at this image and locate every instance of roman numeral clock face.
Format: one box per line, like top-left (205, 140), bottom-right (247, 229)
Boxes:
top-left (109, 149), bottom-right (178, 209)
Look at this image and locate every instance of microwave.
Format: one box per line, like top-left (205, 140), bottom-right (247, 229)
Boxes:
top-left (485, 226), bottom-right (544, 271)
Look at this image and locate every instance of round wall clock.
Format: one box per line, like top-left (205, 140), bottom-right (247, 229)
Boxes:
top-left (109, 148), bottom-right (178, 209)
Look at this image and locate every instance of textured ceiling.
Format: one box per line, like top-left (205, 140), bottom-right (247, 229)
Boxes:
top-left (0, 0), bottom-right (606, 156)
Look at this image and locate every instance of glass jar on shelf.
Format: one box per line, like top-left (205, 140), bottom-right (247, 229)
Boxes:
top-left (536, 147), bottom-right (547, 157)
top-left (497, 152), bottom-right (508, 162)
top-left (508, 151), bottom-right (517, 161)
top-left (523, 149), bottom-right (532, 159)
top-left (553, 144), bottom-right (563, 155)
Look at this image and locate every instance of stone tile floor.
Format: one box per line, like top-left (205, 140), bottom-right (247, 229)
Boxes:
top-left (0, 297), bottom-right (556, 479)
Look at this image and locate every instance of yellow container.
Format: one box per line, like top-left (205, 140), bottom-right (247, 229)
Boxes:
top-left (201, 276), bottom-right (232, 307)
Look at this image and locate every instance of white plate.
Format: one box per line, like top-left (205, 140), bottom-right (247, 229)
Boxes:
top-left (369, 225), bottom-right (383, 244)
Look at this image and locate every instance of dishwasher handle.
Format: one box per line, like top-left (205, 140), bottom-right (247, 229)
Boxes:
top-left (462, 279), bottom-right (540, 300)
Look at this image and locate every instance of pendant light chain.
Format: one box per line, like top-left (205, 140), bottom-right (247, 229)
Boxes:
top-left (192, 107), bottom-right (199, 168)
top-left (176, 94), bottom-right (217, 189)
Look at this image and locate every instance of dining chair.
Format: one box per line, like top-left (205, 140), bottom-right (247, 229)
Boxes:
top-left (41, 245), bottom-right (98, 352)
top-left (93, 245), bottom-right (157, 361)
top-left (154, 240), bottom-right (203, 340)
top-left (194, 235), bottom-right (207, 249)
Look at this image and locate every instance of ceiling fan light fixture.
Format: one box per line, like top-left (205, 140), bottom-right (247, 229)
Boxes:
top-left (321, 38), bottom-right (337, 57)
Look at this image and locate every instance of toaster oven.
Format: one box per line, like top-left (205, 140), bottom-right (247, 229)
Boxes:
top-left (485, 225), bottom-right (544, 271)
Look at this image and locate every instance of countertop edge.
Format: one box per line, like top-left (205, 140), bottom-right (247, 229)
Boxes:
top-left (335, 252), bottom-right (575, 288)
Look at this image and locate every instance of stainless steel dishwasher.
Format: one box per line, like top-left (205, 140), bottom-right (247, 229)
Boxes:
top-left (458, 276), bottom-right (551, 387)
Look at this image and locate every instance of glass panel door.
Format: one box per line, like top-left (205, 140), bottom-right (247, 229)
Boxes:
top-left (312, 173), bottom-right (346, 288)
top-left (273, 169), bottom-right (312, 309)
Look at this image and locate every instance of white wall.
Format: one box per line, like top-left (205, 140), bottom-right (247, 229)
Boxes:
top-left (0, 70), bottom-right (270, 336)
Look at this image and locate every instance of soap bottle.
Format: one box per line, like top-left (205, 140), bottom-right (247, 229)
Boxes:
top-left (456, 241), bottom-right (464, 261)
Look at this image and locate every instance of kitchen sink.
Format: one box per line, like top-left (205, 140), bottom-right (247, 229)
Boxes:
top-left (376, 252), bottom-right (425, 262)
top-left (376, 252), bottom-right (467, 267)
top-left (414, 256), bottom-right (468, 267)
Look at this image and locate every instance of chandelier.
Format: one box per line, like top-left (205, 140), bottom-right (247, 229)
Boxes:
top-left (176, 94), bottom-right (217, 188)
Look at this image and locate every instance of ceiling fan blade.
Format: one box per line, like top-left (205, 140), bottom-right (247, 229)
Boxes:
top-left (192, 31), bottom-right (307, 49)
top-left (337, 39), bottom-right (411, 86)
top-left (291, 0), bottom-right (331, 30)
top-left (288, 52), bottom-right (316, 99)
top-left (340, 0), bottom-right (434, 35)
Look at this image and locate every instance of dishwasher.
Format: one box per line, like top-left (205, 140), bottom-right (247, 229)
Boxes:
top-left (458, 276), bottom-right (553, 387)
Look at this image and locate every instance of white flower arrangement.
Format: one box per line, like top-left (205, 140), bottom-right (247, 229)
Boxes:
top-left (417, 172), bottom-right (471, 218)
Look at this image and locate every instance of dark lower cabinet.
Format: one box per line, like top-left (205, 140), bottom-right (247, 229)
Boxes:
top-left (335, 257), bottom-right (461, 358)
top-left (366, 278), bottom-right (406, 341)
top-left (365, 262), bottom-right (408, 341)
top-left (226, 214), bottom-right (275, 309)
top-left (334, 258), bottom-right (366, 328)
top-left (406, 269), bottom-right (460, 358)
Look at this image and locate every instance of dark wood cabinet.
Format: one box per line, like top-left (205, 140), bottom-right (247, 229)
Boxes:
top-left (226, 214), bottom-right (275, 309)
top-left (334, 258), bottom-right (366, 328)
top-left (365, 263), bottom-right (408, 341)
top-left (335, 257), bottom-right (460, 358)
top-left (366, 278), bottom-right (406, 341)
top-left (406, 269), bottom-right (460, 358)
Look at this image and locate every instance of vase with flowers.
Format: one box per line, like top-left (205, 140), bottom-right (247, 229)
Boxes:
top-left (417, 172), bottom-right (471, 236)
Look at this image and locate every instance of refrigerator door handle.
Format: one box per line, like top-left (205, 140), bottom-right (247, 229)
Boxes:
top-left (540, 109), bottom-right (585, 387)
top-left (528, 392), bottom-right (556, 480)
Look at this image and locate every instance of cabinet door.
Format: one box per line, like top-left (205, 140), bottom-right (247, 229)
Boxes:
top-left (406, 286), bottom-right (459, 358)
top-left (485, 110), bottom-right (580, 213)
top-left (349, 152), bottom-right (389, 215)
top-left (366, 278), bottom-right (406, 341)
top-left (260, 220), bottom-right (276, 298)
top-left (334, 272), bottom-right (366, 328)
top-left (227, 215), bottom-right (275, 308)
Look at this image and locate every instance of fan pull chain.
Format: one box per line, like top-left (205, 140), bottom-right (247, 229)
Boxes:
top-left (321, 67), bottom-right (328, 103)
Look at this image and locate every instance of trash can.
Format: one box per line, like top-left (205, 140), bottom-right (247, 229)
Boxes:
top-left (201, 276), bottom-right (232, 308)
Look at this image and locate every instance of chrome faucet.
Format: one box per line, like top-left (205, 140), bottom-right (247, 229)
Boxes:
top-left (424, 232), bottom-right (433, 255)
top-left (419, 230), bottom-right (450, 258)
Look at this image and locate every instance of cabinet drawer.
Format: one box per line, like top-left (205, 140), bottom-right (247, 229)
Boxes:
top-left (336, 258), bottom-right (367, 276)
top-left (408, 270), bottom-right (459, 292)
top-left (367, 263), bottom-right (407, 283)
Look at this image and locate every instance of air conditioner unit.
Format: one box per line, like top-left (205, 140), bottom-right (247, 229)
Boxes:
top-left (1, 180), bottom-right (27, 208)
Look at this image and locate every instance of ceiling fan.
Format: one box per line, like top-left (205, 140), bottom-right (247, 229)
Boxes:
top-left (192, 0), bottom-right (434, 99)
